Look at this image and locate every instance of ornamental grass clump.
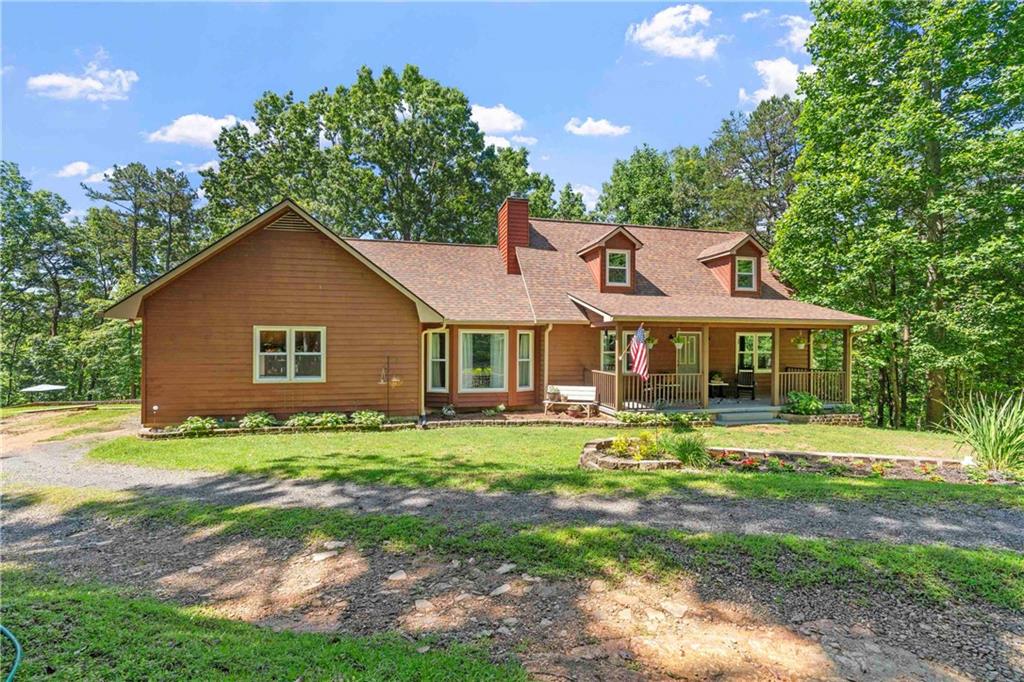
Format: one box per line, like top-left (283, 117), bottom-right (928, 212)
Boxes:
top-left (655, 430), bottom-right (709, 468)
top-left (946, 392), bottom-right (1024, 473)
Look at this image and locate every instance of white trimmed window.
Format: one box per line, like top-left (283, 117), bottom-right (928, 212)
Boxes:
top-left (427, 330), bottom-right (448, 392)
top-left (605, 249), bottom-right (630, 286)
top-left (622, 331), bottom-right (637, 373)
top-left (459, 330), bottom-right (507, 392)
top-left (735, 256), bottom-right (757, 291)
top-left (736, 332), bottom-right (772, 373)
top-left (600, 330), bottom-right (616, 371)
top-left (253, 326), bottom-right (326, 383)
top-left (517, 331), bottom-right (534, 390)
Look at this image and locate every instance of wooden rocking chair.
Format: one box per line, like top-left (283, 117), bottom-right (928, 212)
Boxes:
top-left (736, 370), bottom-right (756, 401)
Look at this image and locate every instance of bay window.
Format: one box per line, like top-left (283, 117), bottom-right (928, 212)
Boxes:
top-left (736, 332), bottom-right (772, 373)
top-left (459, 330), bottom-right (507, 391)
top-left (253, 326), bottom-right (325, 383)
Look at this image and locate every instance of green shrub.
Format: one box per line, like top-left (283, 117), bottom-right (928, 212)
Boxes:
top-left (285, 412), bottom-right (319, 429)
top-left (174, 416), bottom-right (219, 435)
top-left (608, 432), bottom-right (659, 460)
top-left (313, 412), bottom-right (348, 427)
top-left (615, 411), bottom-right (693, 429)
top-left (238, 412), bottom-right (277, 430)
top-left (946, 392), bottom-right (1024, 473)
top-left (784, 391), bottom-right (824, 415)
top-left (829, 403), bottom-right (858, 414)
top-left (481, 404), bottom-right (506, 417)
top-left (351, 410), bottom-right (386, 430)
top-left (656, 431), bottom-right (709, 468)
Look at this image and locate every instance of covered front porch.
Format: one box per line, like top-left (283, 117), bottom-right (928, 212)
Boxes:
top-left (579, 323), bottom-right (852, 412)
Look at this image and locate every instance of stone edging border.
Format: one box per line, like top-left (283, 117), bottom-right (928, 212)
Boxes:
top-left (779, 412), bottom-right (865, 426)
top-left (578, 437), bottom-right (966, 472)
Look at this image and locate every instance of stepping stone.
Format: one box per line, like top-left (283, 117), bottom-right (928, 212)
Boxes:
top-left (489, 583), bottom-right (511, 597)
top-left (186, 565), bottom-right (204, 574)
top-left (387, 570), bottom-right (408, 581)
top-left (323, 540), bottom-right (347, 550)
top-left (496, 562), bottom-right (516, 574)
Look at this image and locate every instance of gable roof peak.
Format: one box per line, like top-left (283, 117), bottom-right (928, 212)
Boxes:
top-left (574, 224), bottom-right (644, 256)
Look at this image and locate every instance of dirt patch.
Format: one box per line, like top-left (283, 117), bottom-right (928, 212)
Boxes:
top-left (1, 409), bottom-right (137, 453)
top-left (4, 501), bottom-right (1019, 681)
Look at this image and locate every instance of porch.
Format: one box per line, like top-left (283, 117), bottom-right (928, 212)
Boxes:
top-left (578, 324), bottom-right (852, 412)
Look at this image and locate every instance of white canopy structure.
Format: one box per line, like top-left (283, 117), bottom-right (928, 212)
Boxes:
top-left (20, 384), bottom-right (67, 393)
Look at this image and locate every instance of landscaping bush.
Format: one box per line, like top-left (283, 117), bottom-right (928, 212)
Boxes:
top-left (174, 416), bottom-right (219, 435)
top-left (946, 392), bottom-right (1024, 472)
top-left (351, 410), bottom-right (386, 430)
top-left (238, 412), bottom-right (277, 430)
top-left (284, 412), bottom-right (319, 429)
top-left (481, 404), bottom-right (506, 417)
top-left (313, 412), bottom-right (348, 427)
top-left (615, 411), bottom-right (694, 429)
top-left (655, 431), bottom-right (709, 468)
top-left (829, 403), bottom-right (859, 414)
top-left (783, 391), bottom-right (824, 415)
top-left (608, 432), bottom-right (659, 460)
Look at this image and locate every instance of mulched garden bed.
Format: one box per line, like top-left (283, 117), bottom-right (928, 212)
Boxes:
top-left (580, 437), bottom-right (1018, 485)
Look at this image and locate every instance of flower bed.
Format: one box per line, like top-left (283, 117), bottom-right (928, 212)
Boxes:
top-left (580, 438), bottom-right (1018, 485)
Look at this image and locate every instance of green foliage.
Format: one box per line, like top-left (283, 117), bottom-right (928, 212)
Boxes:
top-left (772, 0), bottom-right (1024, 427)
top-left (351, 410), bottom-right (386, 429)
top-left (238, 412), bottom-right (277, 429)
top-left (656, 430), bottom-right (709, 468)
top-left (174, 416), bottom-right (219, 435)
top-left (481, 404), bottom-right (506, 417)
top-left (608, 432), bottom-right (659, 460)
top-left (615, 411), bottom-right (694, 428)
top-left (596, 144), bottom-right (675, 225)
top-left (284, 412), bottom-right (319, 429)
top-left (946, 393), bottom-right (1024, 472)
top-left (554, 183), bottom-right (589, 220)
top-left (784, 391), bottom-right (824, 415)
top-left (313, 411), bottom-right (349, 427)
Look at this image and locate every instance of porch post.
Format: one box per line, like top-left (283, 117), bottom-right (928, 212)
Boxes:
top-left (771, 326), bottom-right (781, 405)
top-left (701, 324), bottom-right (709, 408)
top-left (843, 326), bottom-right (853, 403)
top-left (613, 323), bottom-right (623, 411)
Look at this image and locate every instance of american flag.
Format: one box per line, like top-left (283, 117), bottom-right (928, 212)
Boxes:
top-left (629, 325), bottom-right (649, 381)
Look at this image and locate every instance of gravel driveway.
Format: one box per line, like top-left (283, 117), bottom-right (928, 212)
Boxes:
top-left (4, 436), bottom-right (1022, 551)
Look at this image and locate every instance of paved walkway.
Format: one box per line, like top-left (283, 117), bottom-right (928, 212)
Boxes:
top-left (3, 437), bottom-right (1022, 551)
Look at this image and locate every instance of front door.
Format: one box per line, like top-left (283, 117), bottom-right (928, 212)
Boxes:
top-left (675, 332), bottom-right (701, 374)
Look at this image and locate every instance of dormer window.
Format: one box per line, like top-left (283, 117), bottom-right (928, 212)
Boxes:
top-left (606, 250), bottom-right (631, 286)
top-left (735, 256), bottom-right (757, 291)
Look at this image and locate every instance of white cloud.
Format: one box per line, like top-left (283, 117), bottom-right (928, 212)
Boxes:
top-left (573, 184), bottom-right (600, 211)
top-left (626, 4), bottom-right (722, 60)
top-left (55, 161), bottom-right (91, 178)
top-left (84, 167), bottom-right (114, 183)
top-left (741, 9), bottom-right (770, 22)
top-left (780, 15), bottom-right (813, 52)
top-left (26, 49), bottom-right (138, 102)
top-left (63, 208), bottom-right (86, 224)
top-left (471, 103), bottom-right (525, 134)
top-left (1, 65), bottom-right (13, 77)
top-left (484, 135), bottom-right (512, 149)
top-left (147, 113), bottom-right (256, 148)
top-left (695, 74), bottom-right (711, 87)
top-left (564, 117), bottom-right (631, 137)
top-left (175, 159), bottom-right (219, 173)
top-left (738, 57), bottom-right (812, 104)
top-left (511, 135), bottom-right (538, 146)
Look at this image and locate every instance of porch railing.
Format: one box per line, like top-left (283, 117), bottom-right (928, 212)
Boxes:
top-left (588, 370), bottom-right (702, 410)
top-left (779, 370), bottom-right (846, 403)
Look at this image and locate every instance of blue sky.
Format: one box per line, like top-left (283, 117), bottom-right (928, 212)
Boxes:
top-left (2, 2), bottom-right (813, 216)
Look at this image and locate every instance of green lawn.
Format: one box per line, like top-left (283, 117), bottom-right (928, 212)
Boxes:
top-left (0, 404), bottom-right (71, 419)
top-left (0, 566), bottom-right (524, 681)
top-left (11, 485), bottom-right (1024, 610)
top-left (41, 405), bottom-right (137, 441)
top-left (89, 426), bottom-right (1019, 508)
top-left (707, 423), bottom-right (963, 459)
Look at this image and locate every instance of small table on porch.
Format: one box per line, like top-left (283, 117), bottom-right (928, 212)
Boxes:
top-left (708, 381), bottom-right (729, 403)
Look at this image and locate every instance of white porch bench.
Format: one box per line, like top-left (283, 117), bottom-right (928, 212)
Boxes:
top-left (544, 385), bottom-right (598, 417)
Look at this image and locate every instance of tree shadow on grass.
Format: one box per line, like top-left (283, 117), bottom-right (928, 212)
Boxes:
top-left (3, 489), bottom-right (1022, 680)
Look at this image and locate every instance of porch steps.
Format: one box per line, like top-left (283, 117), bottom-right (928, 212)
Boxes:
top-left (714, 410), bottom-right (787, 427)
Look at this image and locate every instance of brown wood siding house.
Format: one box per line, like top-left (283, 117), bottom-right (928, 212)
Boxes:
top-left (107, 198), bottom-right (874, 427)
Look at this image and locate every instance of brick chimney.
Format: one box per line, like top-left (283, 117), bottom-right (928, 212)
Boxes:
top-left (497, 196), bottom-right (530, 275)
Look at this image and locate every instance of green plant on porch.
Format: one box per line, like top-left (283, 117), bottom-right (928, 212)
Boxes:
top-left (945, 393), bottom-right (1024, 473)
top-left (790, 334), bottom-right (807, 350)
top-left (709, 371), bottom-right (724, 383)
top-left (668, 332), bottom-right (689, 348)
top-left (783, 391), bottom-right (824, 415)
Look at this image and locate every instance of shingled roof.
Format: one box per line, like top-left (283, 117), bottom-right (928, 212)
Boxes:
top-left (348, 218), bottom-right (873, 325)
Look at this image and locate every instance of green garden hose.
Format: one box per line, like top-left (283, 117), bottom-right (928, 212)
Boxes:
top-left (0, 625), bottom-right (21, 681)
